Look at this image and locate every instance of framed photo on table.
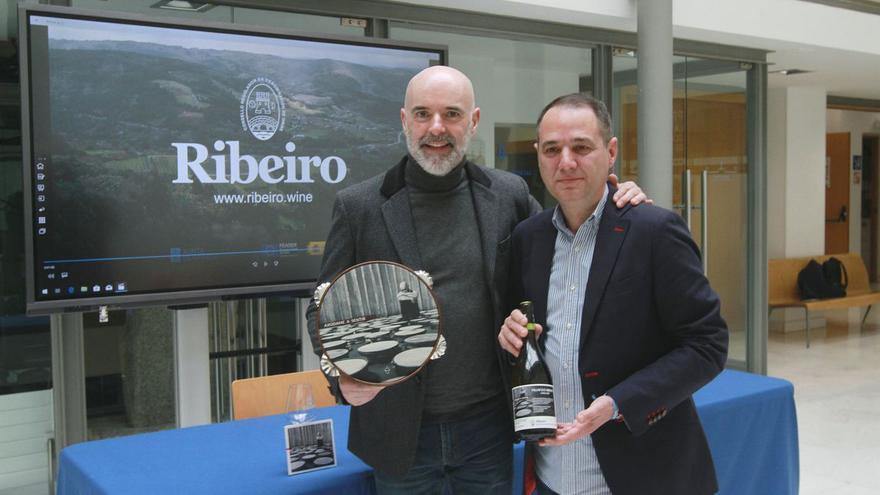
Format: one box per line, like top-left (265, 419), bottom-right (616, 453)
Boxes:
top-left (284, 419), bottom-right (336, 475)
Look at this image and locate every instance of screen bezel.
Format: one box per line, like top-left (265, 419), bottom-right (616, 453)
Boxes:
top-left (19, 4), bottom-right (447, 315)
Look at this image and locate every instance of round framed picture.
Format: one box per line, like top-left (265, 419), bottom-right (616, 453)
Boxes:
top-left (315, 261), bottom-right (443, 386)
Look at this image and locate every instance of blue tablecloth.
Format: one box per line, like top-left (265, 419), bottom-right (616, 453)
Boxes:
top-left (693, 369), bottom-right (799, 495)
top-left (57, 369), bottom-right (797, 495)
top-left (57, 406), bottom-right (374, 495)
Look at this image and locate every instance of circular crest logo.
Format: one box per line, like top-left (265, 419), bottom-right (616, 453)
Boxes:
top-left (240, 77), bottom-right (285, 141)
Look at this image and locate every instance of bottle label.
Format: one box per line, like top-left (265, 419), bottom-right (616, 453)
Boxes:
top-left (512, 384), bottom-right (556, 431)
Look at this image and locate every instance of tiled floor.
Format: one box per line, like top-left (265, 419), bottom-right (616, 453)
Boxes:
top-left (768, 309), bottom-right (880, 495)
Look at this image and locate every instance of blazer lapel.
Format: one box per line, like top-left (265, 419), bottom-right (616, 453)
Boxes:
top-left (470, 177), bottom-right (499, 288)
top-left (381, 189), bottom-right (425, 271)
top-left (579, 198), bottom-right (631, 348)
top-left (529, 211), bottom-right (557, 327)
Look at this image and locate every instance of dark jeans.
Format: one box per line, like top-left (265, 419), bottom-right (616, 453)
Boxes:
top-left (373, 403), bottom-right (513, 495)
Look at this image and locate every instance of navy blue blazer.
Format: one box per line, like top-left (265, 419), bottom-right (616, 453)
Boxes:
top-left (509, 185), bottom-right (728, 495)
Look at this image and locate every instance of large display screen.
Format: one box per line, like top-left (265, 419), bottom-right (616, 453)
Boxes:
top-left (20, 7), bottom-right (443, 314)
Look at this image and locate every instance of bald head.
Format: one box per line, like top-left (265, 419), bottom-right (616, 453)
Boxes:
top-left (401, 65), bottom-right (480, 176)
top-left (404, 65), bottom-right (476, 112)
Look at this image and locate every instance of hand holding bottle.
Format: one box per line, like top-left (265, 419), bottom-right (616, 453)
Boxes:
top-left (499, 308), bottom-right (543, 357)
top-left (539, 395), bottom-right (615, 446)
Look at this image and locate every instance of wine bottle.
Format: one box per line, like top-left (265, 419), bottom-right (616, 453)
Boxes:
top-left (511, 300), bottom-right (556, 441)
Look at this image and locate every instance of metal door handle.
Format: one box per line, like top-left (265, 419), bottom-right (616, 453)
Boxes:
top-left (702, 170), bottom-right (708, 274)
top-left (48, 437), bottom-right (55, 491)
top-left (685, 169), bottom-right (692, 231)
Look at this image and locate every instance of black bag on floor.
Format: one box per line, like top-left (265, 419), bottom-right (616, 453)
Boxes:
top-left (822, 257), bottom-right (848, 297)
top-left (797, 259), bottom-right (834, 300)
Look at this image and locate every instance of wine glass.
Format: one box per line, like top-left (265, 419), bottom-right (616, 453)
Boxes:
top-left (285, 383), bottom-right (316, 425)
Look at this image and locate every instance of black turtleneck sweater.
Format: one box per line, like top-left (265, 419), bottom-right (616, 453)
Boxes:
top-left (404, 157), bottom-right (503, 420)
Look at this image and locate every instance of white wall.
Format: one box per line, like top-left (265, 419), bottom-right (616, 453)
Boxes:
top-left (395, 0), bottom-right (637, 32)
top-left (0, 390), bottom-right (52, 495)
top-left (767, 87), bottom-right (826, 258)
top-left (672, 0), bottom-right (880, 55)
top-left (785, 87), bottom-right (827, 257)
top-left (767, 88), bottom-right (787, 259)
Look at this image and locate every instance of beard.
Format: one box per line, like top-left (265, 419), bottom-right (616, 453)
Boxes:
top-left (405, 129), bottom-right (471, 177)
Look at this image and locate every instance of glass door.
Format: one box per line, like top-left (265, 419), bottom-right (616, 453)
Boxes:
top-left (616, 53), bottom-right (750, 365)
top-left (676, 57), bottom-right (749, 365)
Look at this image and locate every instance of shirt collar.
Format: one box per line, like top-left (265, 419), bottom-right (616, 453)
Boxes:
top-left (551, 185), bottom-right (609, 237)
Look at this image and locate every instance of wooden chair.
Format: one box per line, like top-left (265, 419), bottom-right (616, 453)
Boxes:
top-left (231, 370), bottom-right (336, 420)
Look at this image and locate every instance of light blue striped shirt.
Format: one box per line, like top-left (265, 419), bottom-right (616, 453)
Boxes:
top-left (535, 187), bottom-right (611, 495)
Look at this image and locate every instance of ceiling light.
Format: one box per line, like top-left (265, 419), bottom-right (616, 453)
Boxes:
top-left (769, 68), bottom-right (813, 76)
top-left (612, 48), bottom-right (636, 58)
top-left (151, 1), bottom-right (215, 12)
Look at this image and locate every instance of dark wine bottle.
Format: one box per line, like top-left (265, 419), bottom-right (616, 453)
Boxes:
top-left (511, 301), bottom-right (556, 442)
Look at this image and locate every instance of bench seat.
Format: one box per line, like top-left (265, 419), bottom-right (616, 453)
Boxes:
top-left (770, 291), bottom-right (880, 311)
top-left (769, 253), bottom-right (879, 347)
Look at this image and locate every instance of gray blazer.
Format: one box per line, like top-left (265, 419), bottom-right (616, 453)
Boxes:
top-left (306, 155), bottom-right (540, 477)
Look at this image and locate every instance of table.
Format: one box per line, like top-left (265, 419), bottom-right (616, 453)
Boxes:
top-left (693, 369), bottom-right (799, 495)
top-left (57, 369), bottom-right (797, 495)
top-left (56, 406), bottom-right (374, 495)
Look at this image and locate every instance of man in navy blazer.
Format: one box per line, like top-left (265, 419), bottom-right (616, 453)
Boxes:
top-left (499, 93), bottom-right (728, 495)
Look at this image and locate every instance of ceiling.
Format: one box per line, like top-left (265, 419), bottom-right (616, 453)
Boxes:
top-left (765, 42), bottom-right (880, 100)
top-left (397, 0), bottom-right (880, 102)
top-left (16, 0), bottom-right (880, 102)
